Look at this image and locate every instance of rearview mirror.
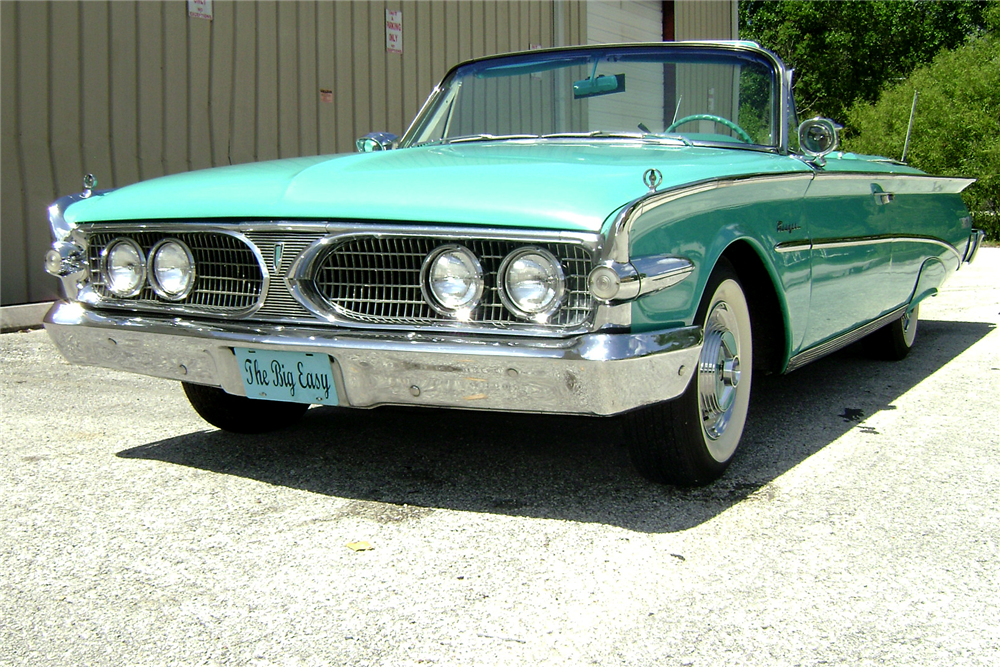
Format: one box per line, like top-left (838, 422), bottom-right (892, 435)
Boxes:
top-left (356, 132), bottom-right (399, 152)
top-left (573, 74), bottom-right (625, 99)
top-left (798, 118), bottom-right (839, 158)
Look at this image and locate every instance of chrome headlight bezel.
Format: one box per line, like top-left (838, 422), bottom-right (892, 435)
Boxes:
top-left (149, 238), bottom-right (196, 301)
top-left (499, 246), bottom-right (566, 320)
top-left (420, 244), bottom-right (485, 318)
top-left (101, 238), bottom-right (147, 298)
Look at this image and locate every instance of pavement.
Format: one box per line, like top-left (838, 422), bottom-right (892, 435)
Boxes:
top-left (1, 250), bottom-right (998, 666)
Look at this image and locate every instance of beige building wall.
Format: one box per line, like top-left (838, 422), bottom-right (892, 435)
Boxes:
top-left (674, 0), bottom-right (738, 40)
top-left (1, 0), bottom-right (734, 307)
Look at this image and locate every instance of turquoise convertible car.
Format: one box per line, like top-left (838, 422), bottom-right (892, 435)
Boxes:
top-left (44, 41), bottom-right (984, 486)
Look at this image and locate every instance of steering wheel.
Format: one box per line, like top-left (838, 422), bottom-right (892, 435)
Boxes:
top-left (665, 114), bottom-right (754, 144)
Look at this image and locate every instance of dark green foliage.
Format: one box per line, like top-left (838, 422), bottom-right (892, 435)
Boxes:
top-left (844, 34), bottom-right (1000, 240)
top-left (736, 66), bottom-right (773, 144)
top-left (739, 0), bottom-right (992, 122)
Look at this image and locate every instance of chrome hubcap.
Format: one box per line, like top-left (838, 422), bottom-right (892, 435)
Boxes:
top-left (699, 302), bottom-right (742, 440)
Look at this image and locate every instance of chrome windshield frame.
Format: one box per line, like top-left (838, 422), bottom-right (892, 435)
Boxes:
top-left (399, 41), bottom-right (792, 155)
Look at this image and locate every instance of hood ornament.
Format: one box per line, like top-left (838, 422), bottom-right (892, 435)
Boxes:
top-left (82, 173), bottom-right (97, 198)
top-left (643, 168), bottom-right (663, 193)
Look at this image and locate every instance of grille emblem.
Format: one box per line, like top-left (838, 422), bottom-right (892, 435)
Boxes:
top-left (273, 243), bottom-right (285, 273)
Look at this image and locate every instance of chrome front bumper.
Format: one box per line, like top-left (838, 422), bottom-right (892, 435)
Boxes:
top-left (44, 302), bottom-right (701, 416)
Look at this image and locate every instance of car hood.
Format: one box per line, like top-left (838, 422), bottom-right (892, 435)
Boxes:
top-left (65, 141), bottom-right (810, 233)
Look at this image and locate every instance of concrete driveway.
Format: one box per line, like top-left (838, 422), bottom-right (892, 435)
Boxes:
top-left (2, 250), bottom-right (997, 666)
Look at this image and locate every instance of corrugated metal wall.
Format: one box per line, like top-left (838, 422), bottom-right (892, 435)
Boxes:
top-left (587, 0), bottom-right (662, 44)
top-left (675, 0), bottom-right (737, 40)
top-left (0, 0), bottom-right (588, 306)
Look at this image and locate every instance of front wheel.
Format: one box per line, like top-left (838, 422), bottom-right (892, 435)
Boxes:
top-left (182, 382), bottom-right (309, 433)
top-left (625, 261), bottom-right (753, 486)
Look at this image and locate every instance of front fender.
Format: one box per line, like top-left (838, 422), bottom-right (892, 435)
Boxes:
top-left (618, 174), bottom-right (812, 336)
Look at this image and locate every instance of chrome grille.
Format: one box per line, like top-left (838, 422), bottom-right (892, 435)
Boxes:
top-left (244, 231), bottom-right (322, 319)
top-left (86, 231), bottom-right (263, 312)
top-left (311, 236), bottom-right (595, 326)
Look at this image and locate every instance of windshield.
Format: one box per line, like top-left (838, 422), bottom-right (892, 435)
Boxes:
top-left (403, 46), bottom-right (778, 149)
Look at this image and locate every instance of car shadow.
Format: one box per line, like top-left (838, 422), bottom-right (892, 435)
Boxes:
top-left (118, 319), bottom-right (994, 533)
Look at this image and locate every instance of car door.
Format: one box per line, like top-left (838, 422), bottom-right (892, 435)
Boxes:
top-left (799, 170), bottom-right (897, 350)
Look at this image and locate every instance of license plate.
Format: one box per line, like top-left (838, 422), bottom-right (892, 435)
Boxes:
top-left (234, 348), bottom-right (339, 406)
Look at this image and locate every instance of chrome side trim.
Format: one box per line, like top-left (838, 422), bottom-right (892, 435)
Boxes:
top-left (44, 302), bottom-right (702, 417)
top-left (785, 306), bottom-right (906, 373)
top-left (608, 173), bottom-right (814, 263)
top-left (773, 240), bottom-right (811, 254)
top-left (632, 255), bottom-right (696, 297)
top-left (810, 172), bottom-right (975, 195)
top-left (774, 234), bottom-right (961, 261)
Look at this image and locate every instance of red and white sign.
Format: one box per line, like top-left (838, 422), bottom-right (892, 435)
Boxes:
top-left (188, 0), bottom-right (213, 21)
top-left (386, 9), bottom-right (403, 54)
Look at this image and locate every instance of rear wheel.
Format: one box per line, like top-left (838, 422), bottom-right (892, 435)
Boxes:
top-left (625, 261), bottom-right (753, 486)
top-left (182, 382), bottom-right (309, 433)
top-left (867, 305), bottom-right (919, 361)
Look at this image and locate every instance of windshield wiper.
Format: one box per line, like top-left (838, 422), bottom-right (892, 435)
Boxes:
top-left (541, 130), bottom-right (692, 146)
top-left (639, 132), bottom-right (693, 147)
top-left (443, 133), bottom-right (540, 144)
top-left (415, 130), bottom-right (693, 148)
top-left (542, 130), bottom-right (638, 139)
top-left (410, 133), bottom-right (539, 148)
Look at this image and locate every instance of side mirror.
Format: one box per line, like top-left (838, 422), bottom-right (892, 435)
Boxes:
top-left (356, 132), bottom-right (399, 153)
top-left (797, 118), bottom-right (840, 158)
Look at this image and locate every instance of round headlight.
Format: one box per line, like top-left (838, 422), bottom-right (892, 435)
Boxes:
top-left (500, 247), bottom-right (565, 319)
top-left (150, 239), bottom-right (195, 300)
top-left (103, 239), bottom-right (146, 297)
top-left (421, 245), bottom-right (484, 316)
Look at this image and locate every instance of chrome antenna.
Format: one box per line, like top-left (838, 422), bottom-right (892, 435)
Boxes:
top-left (902, 90), bottom-right (918, 164)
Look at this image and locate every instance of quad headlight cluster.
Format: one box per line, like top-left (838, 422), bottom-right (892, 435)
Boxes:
top-left (102, 237), bottom-right (195, 300)
top-left (421, 244), bottom-right (566, 321)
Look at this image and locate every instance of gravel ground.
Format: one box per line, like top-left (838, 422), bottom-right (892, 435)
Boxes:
top-left (2, 250), bottom-right (998, 667)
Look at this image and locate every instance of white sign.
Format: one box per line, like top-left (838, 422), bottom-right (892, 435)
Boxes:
top-left (386, 9), bottom-right (403, 54)
top-left (188, 0), bottom-right (213, 21)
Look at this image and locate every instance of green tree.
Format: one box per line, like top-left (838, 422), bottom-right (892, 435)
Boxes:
top-left (739, 0), bottom-right (991, 123)
top-left (844, 33), bottom-right (1000, 239)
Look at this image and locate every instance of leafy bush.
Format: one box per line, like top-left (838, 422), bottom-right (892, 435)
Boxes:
top-left (843, 33), bottom-right (1000, 240)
